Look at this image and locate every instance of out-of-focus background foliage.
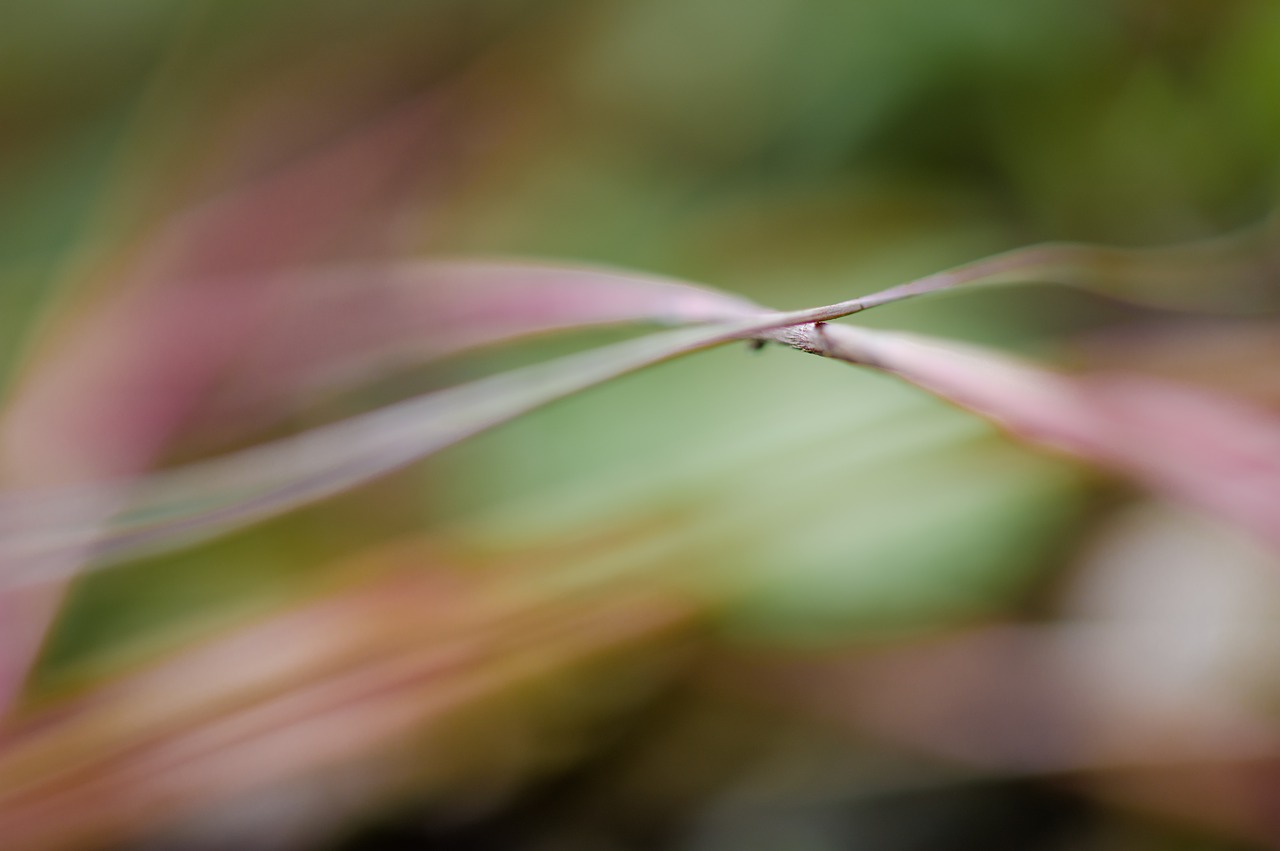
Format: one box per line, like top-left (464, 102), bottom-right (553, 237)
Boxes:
top-left (3, 1), bottom-right (1280, 849)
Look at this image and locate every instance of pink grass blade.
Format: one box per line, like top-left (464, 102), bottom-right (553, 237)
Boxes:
top-left (0, 322), bottom-right (749, 586)
top-left (203, 259), bottom-right (762, 421)
top-left (6, 257), bottom-right (1280, 598)
top-left (0, 276), bottom-right (877, 586)
top-left (0, 261), bottom-right (766, 586)
top-left (815, 323), bottom-right (1280, 551)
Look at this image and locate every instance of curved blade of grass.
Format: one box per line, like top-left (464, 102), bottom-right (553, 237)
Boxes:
top-left (0, 254), bottom-right (905, 588)
top-left (0, 308), bottom-right (812, 587)
top-left (805, 322), bottom-right (1280, 552)
top-left (205, 259), bottom-right (762, 421)
top-left (852, 215), bottom-right (1280, 315)
top-left (210, 222), bottom-right (1280, 424)
top-left (7, 232), bottom-right (1280, 587)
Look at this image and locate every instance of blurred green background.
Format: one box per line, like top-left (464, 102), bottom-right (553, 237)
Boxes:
top-left (3, 1), bottom-right (1280, 849)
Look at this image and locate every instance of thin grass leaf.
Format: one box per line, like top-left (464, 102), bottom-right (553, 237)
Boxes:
top-left (204, 259), bottom-right (761, 421)
top-left (0, 257), bottom-right (776, 587)
top-left (206, 222), bottom-right (1280, 424)
top-left (6, 232), bottom-right (1280, 591)
top-left (0, 326), bottom-right (736, 586)
top-left (851, 214), bottom-right (1280, 315)
top-left (807, 322), bottom-right (1280, 551)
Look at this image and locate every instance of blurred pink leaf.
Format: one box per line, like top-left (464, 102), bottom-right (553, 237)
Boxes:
top-left (715, 502), bottom-right (1280, 836)
top-left (0, 96), bottom-right (446, 715)
top-left (723, 623), bottom-right (1280, 772)
top-left (0, 546), bottom-right (701, 850)
top-left (1071, 320), bottom-right (1280, 407)
top-left (4, 96), bottom-right (445, 486)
